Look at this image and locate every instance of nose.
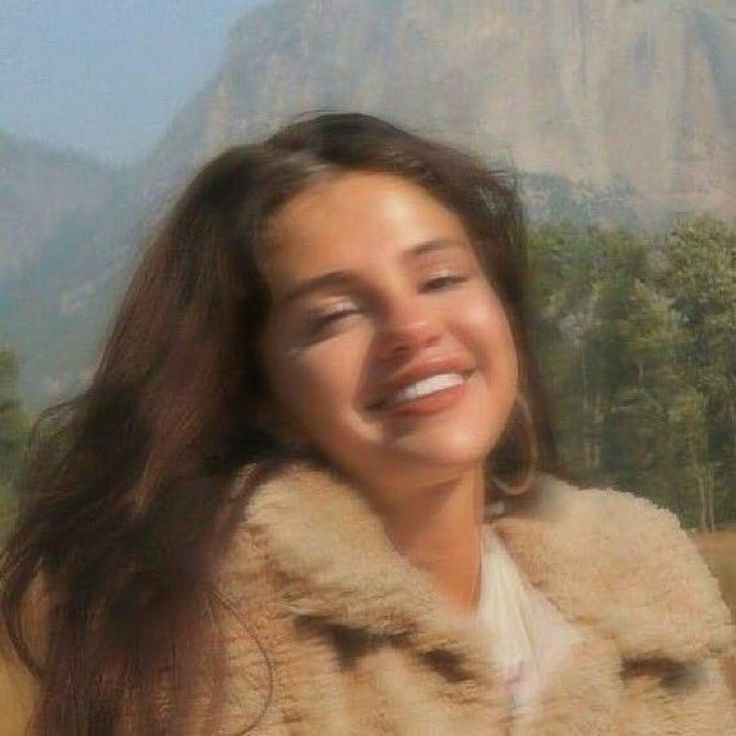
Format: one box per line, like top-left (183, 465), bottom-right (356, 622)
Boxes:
top-left (375, 294), bottom-right (442, 361)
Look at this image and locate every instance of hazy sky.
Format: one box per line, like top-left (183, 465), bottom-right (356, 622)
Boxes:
top-left (2, 1), bottom-right (270, 166)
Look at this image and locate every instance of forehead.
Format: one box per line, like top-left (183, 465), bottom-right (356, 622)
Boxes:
top-left (262, 172), bottom-right (471, 297)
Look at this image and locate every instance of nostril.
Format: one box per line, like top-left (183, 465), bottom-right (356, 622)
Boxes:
top-left (376, 319), bottom-right (442, 361)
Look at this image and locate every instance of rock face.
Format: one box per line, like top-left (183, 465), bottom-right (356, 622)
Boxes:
top-left (3, 0), bottom-right (734, 409)
top-left (0, 133), bottom-right (118, 279)
top-left (143, 0), bottom-right (736, 225)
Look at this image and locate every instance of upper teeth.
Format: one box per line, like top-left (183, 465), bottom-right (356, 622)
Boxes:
top-left (386, 373), bottom-right (464, 406)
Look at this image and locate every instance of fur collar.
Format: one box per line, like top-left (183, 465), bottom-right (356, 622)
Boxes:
top-left (241, 462), bottom-right (734, 669)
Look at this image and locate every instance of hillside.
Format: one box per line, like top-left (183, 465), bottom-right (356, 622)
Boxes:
top-left (0, 132), bottom-right (120, 280)
top-left (2, 0), bottom-right (734, 409)
top-left (141, 0), bottom-right (736, 225)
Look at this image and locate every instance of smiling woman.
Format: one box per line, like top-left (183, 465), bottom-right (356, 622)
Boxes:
top-left (259, 172), bottom-right (519, 519)
top-left (1, 113), bottom-right (734, 735)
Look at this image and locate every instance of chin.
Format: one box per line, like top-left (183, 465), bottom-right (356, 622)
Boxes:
top-left (389, 427), bottom-right (494, 471)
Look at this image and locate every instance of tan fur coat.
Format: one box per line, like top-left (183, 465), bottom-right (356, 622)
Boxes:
top-left (2, 463), bottom-right (734, 734)
top-left (203, 463), bottom-right (736, 734)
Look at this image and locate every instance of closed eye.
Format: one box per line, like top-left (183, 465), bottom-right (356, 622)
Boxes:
top-left (306, 305), bottom-right (360, 339)
top-left (422, 274), bottom-right (469, 291)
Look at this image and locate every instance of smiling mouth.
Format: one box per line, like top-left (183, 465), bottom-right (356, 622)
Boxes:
top-left (368, 370), bottom-right (474, 414)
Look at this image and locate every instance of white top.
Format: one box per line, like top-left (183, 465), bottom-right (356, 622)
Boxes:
top-left (476, 526), bottom-right (581, 714)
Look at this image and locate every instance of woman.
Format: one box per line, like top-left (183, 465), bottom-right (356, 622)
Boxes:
top-left (1, 113), bottom-right (734, 734)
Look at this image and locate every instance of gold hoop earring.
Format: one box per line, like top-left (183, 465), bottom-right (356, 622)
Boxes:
top-left (491, 394), bottom-right (538, 496)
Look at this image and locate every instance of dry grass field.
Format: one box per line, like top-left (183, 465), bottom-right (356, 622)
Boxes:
top-left (694, 529), bottom-right (736, 696)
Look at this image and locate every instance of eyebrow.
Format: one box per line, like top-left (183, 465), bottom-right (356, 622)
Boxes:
top-left (278, 238), bottom-right (467, 307)
top-left (407, 238), bottom-right (467, 259)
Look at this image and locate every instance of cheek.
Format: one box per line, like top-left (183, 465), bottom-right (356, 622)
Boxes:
top-left (466, 289), bottom-right (519, 383)
top-left (302, 354), bottom-right (357, 403)
top-left (269, 341), bottom-right (367, 431)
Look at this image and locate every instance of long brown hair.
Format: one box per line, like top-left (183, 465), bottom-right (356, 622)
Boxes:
top-left (1, 113), bottom-right (557, 733)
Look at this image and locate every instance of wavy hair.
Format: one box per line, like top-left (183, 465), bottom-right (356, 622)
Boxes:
top-left (0, 113), bottom-right (557, 733)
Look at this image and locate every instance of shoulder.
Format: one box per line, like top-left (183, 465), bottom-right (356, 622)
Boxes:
top-left (533, 474), bottom-right (709, 572)
top-left (492, 474), bottom-right (736, 663)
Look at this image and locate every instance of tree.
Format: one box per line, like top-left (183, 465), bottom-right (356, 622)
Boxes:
top-left (528, 218), bottom-right (735, 528)
top-left (654, 217), bottom-right (736, 525)
top-left (0, 345), bottom-right (28, 533)
top-left (608, 279), bottom-right (714, 528)
top-left (527, 223), bottom-right (607, 477)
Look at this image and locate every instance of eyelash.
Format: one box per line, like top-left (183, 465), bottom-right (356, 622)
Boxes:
top-left (421, 273), bottom-right (468, 291)
top-left (305, 273), bottom-right (469, 339)
top-left (308, 306), bottom-right (359, 334)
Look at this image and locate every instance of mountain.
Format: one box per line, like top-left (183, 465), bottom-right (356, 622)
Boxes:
top-left (140, 0), bottom-right (736, 225)
top-left (0, 132), bottom-right (120, 280)
top-left (3, 0), bottom-right (735, 410)
top-left (0, 137), bottom-right (139, 410)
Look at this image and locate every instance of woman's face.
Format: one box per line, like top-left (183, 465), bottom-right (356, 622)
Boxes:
top-left (259, 172), bottom-right (519, 498)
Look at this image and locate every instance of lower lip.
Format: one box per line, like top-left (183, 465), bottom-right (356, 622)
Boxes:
top-left (379, 379), bottom-right (468, 418)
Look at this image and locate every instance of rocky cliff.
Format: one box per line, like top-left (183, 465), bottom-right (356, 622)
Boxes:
top-left (0, 133), bottom-right (119, 279)
top-left (3, 0), bottom-right (734, 409)
top-left (141, 0), bottom-right (735, 224)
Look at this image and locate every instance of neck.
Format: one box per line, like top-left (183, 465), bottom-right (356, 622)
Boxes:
top-left (369, 465), bottom-right (486, 616)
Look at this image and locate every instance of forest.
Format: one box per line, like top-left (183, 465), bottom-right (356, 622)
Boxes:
top-left (0, 215), bottom-right (734, 533)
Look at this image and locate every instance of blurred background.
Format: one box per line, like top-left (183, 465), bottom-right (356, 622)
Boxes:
top-left (1, 2), bottom-right (734, 659)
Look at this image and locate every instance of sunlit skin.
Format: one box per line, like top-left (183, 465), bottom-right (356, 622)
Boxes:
top-left (259, 172), bottom-right (520, 614)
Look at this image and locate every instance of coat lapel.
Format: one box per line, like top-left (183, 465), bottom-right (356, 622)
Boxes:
top-left (490, 474), bottom-right (735, 664)
top-left (241, 462), bottom-right (497, 681)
